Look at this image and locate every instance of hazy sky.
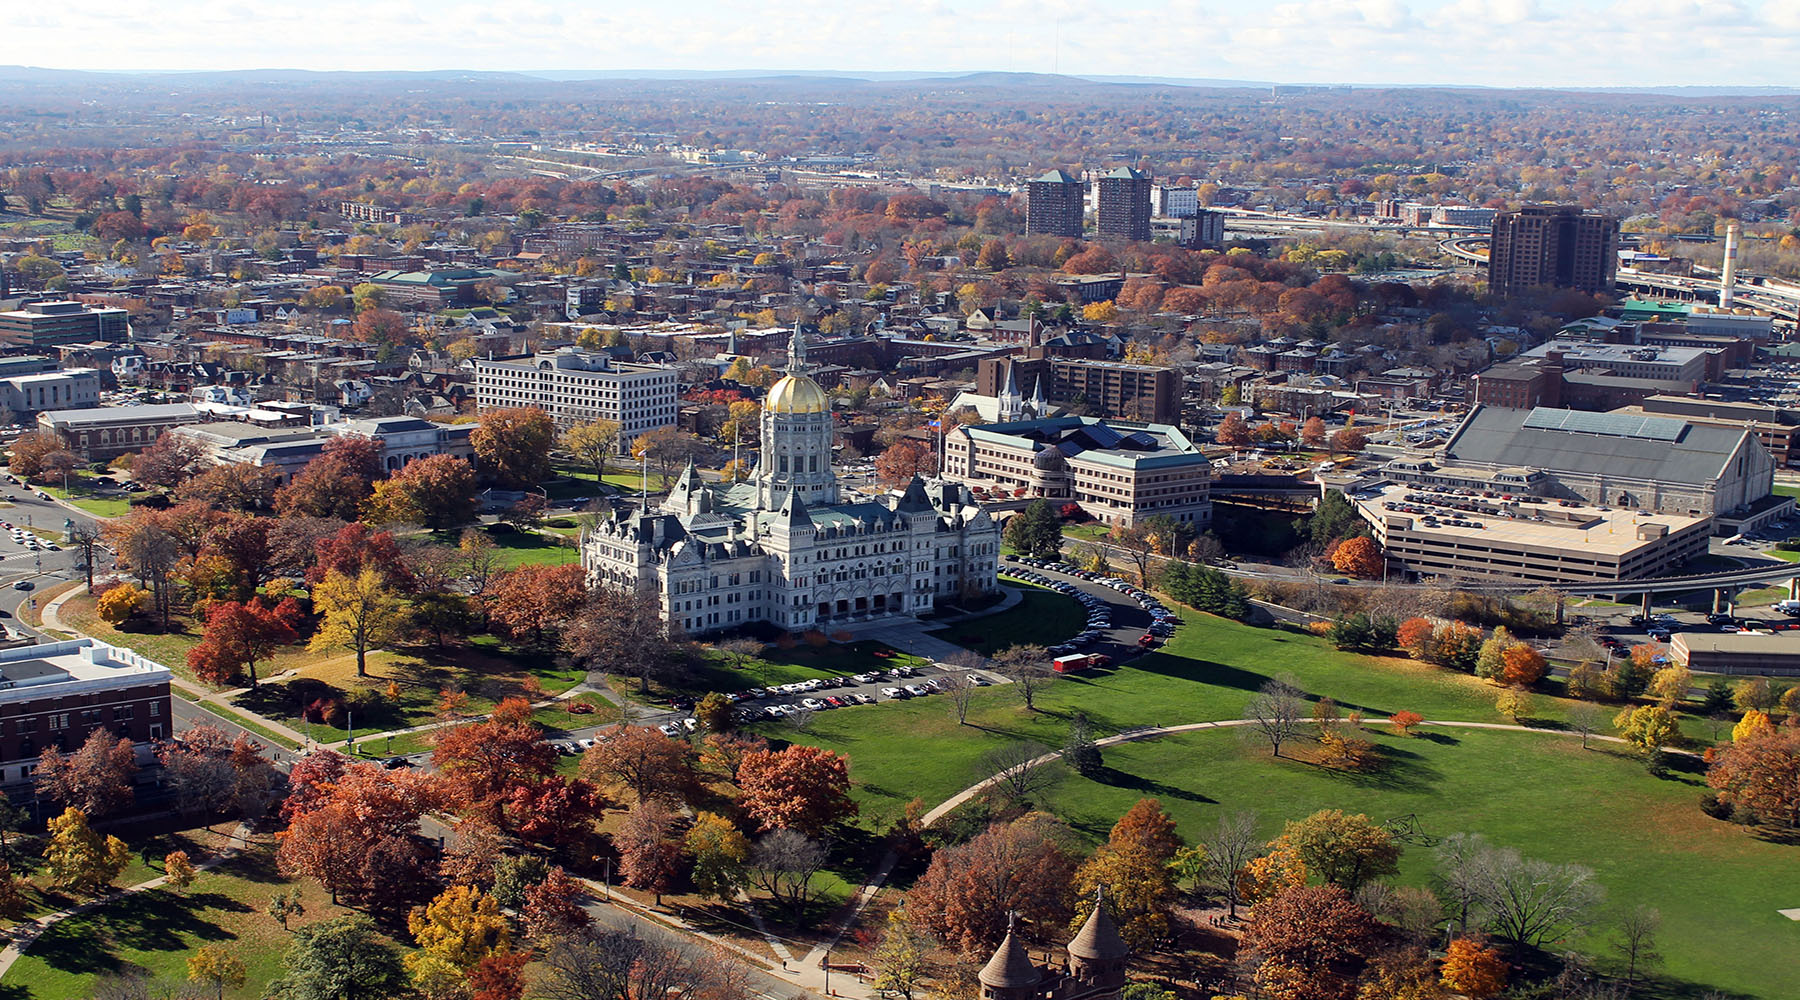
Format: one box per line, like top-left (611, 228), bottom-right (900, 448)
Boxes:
top-left (18, 0), bottom-right (1800, 88)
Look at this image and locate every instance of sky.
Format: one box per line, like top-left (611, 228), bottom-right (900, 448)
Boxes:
top-left (17, 0), bottom-right (1800, 88)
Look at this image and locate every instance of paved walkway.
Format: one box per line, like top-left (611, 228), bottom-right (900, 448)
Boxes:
top-left (0, 822), bottom-right (253, 979)
top-left (839, 585), bottom-right (1027, 667)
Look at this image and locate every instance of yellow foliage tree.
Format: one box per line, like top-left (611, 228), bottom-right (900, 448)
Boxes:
top-left (1082, 301), bottom-right (1121, 323)
top-left (1440, 938), bottom-right (1507, 998)
top-left (42, 807), bottom-right (130, 895)
top-left (187, 944), bottom-right (246, 1000)
top-left (1734, 709), bottom-right (1775, 743)
top-left (408, 884), bottom-right (511, 970)
top-left (1241, 843), bottom-right (1307, 904)
top-left (308, 567), bottom-right (406, 678)
top-left (96, 584), bottom-right (146, 624)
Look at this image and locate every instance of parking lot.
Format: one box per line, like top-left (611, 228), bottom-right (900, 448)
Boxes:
top-left (1000, 555), bottom-right (1182, 658)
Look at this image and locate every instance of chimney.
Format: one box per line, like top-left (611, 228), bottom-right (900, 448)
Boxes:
top-left (1720, 223), bottom-right (1739, 309)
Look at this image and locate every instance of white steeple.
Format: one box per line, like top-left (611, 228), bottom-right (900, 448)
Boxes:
top-left (998, 361), bottom-right (1024, 422)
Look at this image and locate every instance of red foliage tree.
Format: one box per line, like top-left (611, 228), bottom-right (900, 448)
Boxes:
top-left (486, 564), bottom-right (589, 647)
top-left (309, 522), bottom-right (414, 589)
top-left (275, 436), bottom-right (383, 521)
top-left (907, 814), bottom-right (1078, 953)
top-left (616, 800), bottom-right (683, 904)
top-left (1216, 411), bottom-right (1251, 448)
top-left (385, 453), bottom-right (480, 529)
top-left (736, 745), bottom-right (858, 836)
top-left (431, 719), bottom-right (559, 818)
top-left (35, 728), bottom-right (139, 818)
top-left (1395, 618), bottom-right (1435, 658)
top-left (1241, 884), bottom-right (1378, 1000)
top-left (579, 725), bottom-right (695, 801)
top-left (522, 866), bottom-right (592, 940)
top-left (186, 596), bottom-right (303, 688)
top-left (506, 776), bottom-right (607, 849)
top-left (874, 439), bottom-right (937, 487)
top-left (1330, 537), bottom-right (1384, 580)
top-left (468, 949), bottom-right (531, 1000)
top-left (1707, 729), bottom-right (1800, 829)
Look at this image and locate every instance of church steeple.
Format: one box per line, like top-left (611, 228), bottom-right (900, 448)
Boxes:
top-left (998, 361), bottom-right (1024, 422)
top-left (788, 324), bottom-right (809, 373)
top-left (1029, 376), bottom-right (1045, 419)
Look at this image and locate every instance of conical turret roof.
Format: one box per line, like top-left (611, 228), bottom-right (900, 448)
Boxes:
top-left (979, 919), bottom-right (1043, 990)
top-left (1068, 889), bottom-right (1128, 961)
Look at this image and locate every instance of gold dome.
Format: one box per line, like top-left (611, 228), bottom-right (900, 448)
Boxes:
top-left (765, 373), bottom-right (829, 414)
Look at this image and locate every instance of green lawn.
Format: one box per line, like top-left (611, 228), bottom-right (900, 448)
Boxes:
top-left (489, 530), bottom-right (579, 569)
top-left (927, 582), bottom-right (1084, 656)
top-left (42, 474), bottom-right (132, 517)
top-left (1773, 483), bottom-right (1800, 499)
top-left (2, 842), bottom-right (393, 1000)
top-left (668, 640), bottom-right (925, 699)
top-left (771, 608), bottom-right (1670, 830)
top-left (1035, 727), bottom-right (1799, 1000)
top-left (547, 463), bottom-right (652, 499)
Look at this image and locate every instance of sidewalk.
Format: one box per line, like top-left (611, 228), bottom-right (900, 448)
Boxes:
top-left (0, 822), bottom-right (253, 978)
top-left (837, 585), bottom-right (1026, 668)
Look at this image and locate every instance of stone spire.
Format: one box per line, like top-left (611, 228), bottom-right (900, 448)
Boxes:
top-left (1029, 375), bottom-right (1045, 418)
top-left (788, 324), bottom-right (809, 373)
top-left (979, 913), bottom-right (1044, 1000)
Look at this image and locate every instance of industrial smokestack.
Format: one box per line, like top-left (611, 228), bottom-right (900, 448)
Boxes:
top-left (1720, 223), bottom-right (1739, 309)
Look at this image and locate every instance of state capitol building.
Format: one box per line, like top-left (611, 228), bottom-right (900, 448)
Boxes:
top-left (581, 330), bottom-right (1001, 635)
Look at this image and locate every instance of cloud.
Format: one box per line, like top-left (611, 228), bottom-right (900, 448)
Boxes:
top-left (19, 0), bottom-right (1800, 87)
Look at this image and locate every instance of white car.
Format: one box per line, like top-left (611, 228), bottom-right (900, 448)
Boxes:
top-left (800, 698), bottom-right (823, 710)
top-left (658, 723), bottom-right (681, 737)
top-left (880, 687), bottom-right (905, 699)
top-left (682, 717), bottom-right (698, 731)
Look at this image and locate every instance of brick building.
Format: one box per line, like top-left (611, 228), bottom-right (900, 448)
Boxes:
top-left (1025, 170), bottom-right (1085, 238)
top-left (0, 639), bottom-right (173, 789)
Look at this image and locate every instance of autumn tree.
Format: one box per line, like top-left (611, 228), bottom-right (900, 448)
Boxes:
top-left (1242, 884), bottom-right (1377, 1000)
top-left (875, 439), bottom-right (937, 486)
top-left (431, 717), bottom-right (558, 817)
top-left (1330, 536), bottom-right (1383, 579)
top-left (580, 725), bottom-right (695, 802)
top-left (1439, 938), bottom-right (1507, 999)
top-left (1613, 705), bottom-right (1680, 754)
top-left (1203, 811), bottom-right (1262, 918)
top-left (1496, 687), bottom-right (1534, 723)
top-left (105, 509), bottom-right (180, 628)
top-left (96, 584), bottom-right (146, 624)
top-left (1330, 427), bottom-right (1369, 453)
top-left (631, 426), bottom-right (708, 489)
top-left (370, 453), bottom-right (479, 529)
top-left (187, 596), bottom-right (303, 688)
top-left (410, 884), bottom-right (512, 972)
top-left (685, 811), bottom-right (751, 903)
top-left (309, 566), bottom-right (407, 677)
top-left (36, 728), bottom-right (139, 818)
top-left (1499, 644), bottom-right (1548, 687)
top-left (486, 563), bottom-right (588, 649)
top-left (907, 813), bottom-right (1077, 953)
top-left (468, 950), bottom-right (531, 1000)
top-left (42, 807), bottom-right (132, 894)
top-left (177, 462), bottom-right (282, 511)
top-left (1273, 809), bottom-right (1401, 892)
top-left (275, 436), bottom-right (383, 520)
top-left (1072, 798), bottom-right (1183, 948)
top-left (133, 432), bottom-right (207, 488)
top-left (1216, 411), bottom-right (1251, 448)
top-left (1706, 729), bottom-right (1800, 828)
top-left (159, 724), bottom-right (280, 820)
top-left (736, 744), bottom-right (857, 836)
top-left (472, 406), bottom-right (555, 487)
top-left (617, 799), bottom-right (683, 904)
top-left (1395, 617), bottom-right (1435, 658)
top-left (164, 850), bottom-right (197, 893)
top-left (507, 776), bottom-right (607, 851)
top-left (7, 431), bottom-right (63, 480)
top-left (187, 943), bottom-right (246, 1000)
top-left (1299, 417), bottom-right (1327, 449)
top-left (522, 866), bottom-right (591, 941)
top-left (560, 419), bottom-right (623, 482)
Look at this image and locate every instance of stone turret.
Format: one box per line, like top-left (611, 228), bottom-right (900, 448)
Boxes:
top-left (1065, 888), bottom-right (1129, 1000)
top-left (979, 915), bottom-right (1046, 1000)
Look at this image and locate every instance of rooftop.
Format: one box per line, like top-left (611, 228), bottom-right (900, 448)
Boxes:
top-left (1355, 482), bottom-right (1709, 560)
top-left (0, 639), bottom-right (172, 704)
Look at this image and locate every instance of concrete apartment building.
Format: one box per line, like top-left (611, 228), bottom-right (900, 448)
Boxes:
top-left (1179, 211), bottom-right (1226, 250)
top-left (945, 416), bottom-right (1212, 528)
top-left (1025, 170), bottom-right (1085, 238)
top-left (976, 356), bottom-right (1181, 424)
top-left (0, 638), bottom-right (173, 787)
top-left (1095, 168), bottom-right (1152, 242)
top-left (1153, 185), bottom-right (1199, 218)
top-left (1488, 205), bottom-right (1619, 296)
top-left (0, 301), bottom-right (130, 349)
top-left (1354, 483), bottom-right (1712, 585)
top-left (474, 347), bottom-right (679, 444)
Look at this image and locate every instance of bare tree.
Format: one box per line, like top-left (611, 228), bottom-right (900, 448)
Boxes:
top-left (783, 707), bottom-right (815, 734)
top-left (68, 522), bottom-right (102, 592)
top-left (746, 829), bottom-right (829, 920)
top-left (716, 637), bottom-right (766, 684)
top-left (1244, 677), bottom-right (1308, 758)
top-left (1566, 702), bottom-right (1604, 750)
top-left (1202, 810), bottom-right (1261, 918)
top-left (1471, 845), bottom-right (1605, 951)
top-left (1614, 906), bottom-right (1662, 994)
top-left (992, 644), bottom-right (1052, 711)
top-left (1433, 832), bottom-right (1491, 934)
top-left (941, 669), bottom-right (978, 726)
top-left (980, 740), bottom-right (1056, 807)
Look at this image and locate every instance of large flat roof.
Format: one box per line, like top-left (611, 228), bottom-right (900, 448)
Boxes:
top-left (1355, 482), bottom-right (1709, 559)
top-left (0, 639), bottom-right (171, 704)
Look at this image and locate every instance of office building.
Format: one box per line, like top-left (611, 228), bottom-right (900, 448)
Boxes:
top-left (475, 347), bottom-right (679, 445)
top-left (1487, 205), bottom-right (1619, 297)
top-left (582, 329), bottom-right (998, 635)
top-left (0, 368), bottom-right (100, 416)
top-left (1354, 483), bottom-right (1711, 585)
top-left (1026, 170), bottom-right (1085, 238)
top-left (1095, 168), bottom-right (1152, 242)
top-left (1671, 633), bottom-right (1800, 677)
top-left (0, 301), bottom-right (130, 349)
top-left (945, 416), bottom-right (1212, 528)
top-left (0, 638), bottom-right (174, 787)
